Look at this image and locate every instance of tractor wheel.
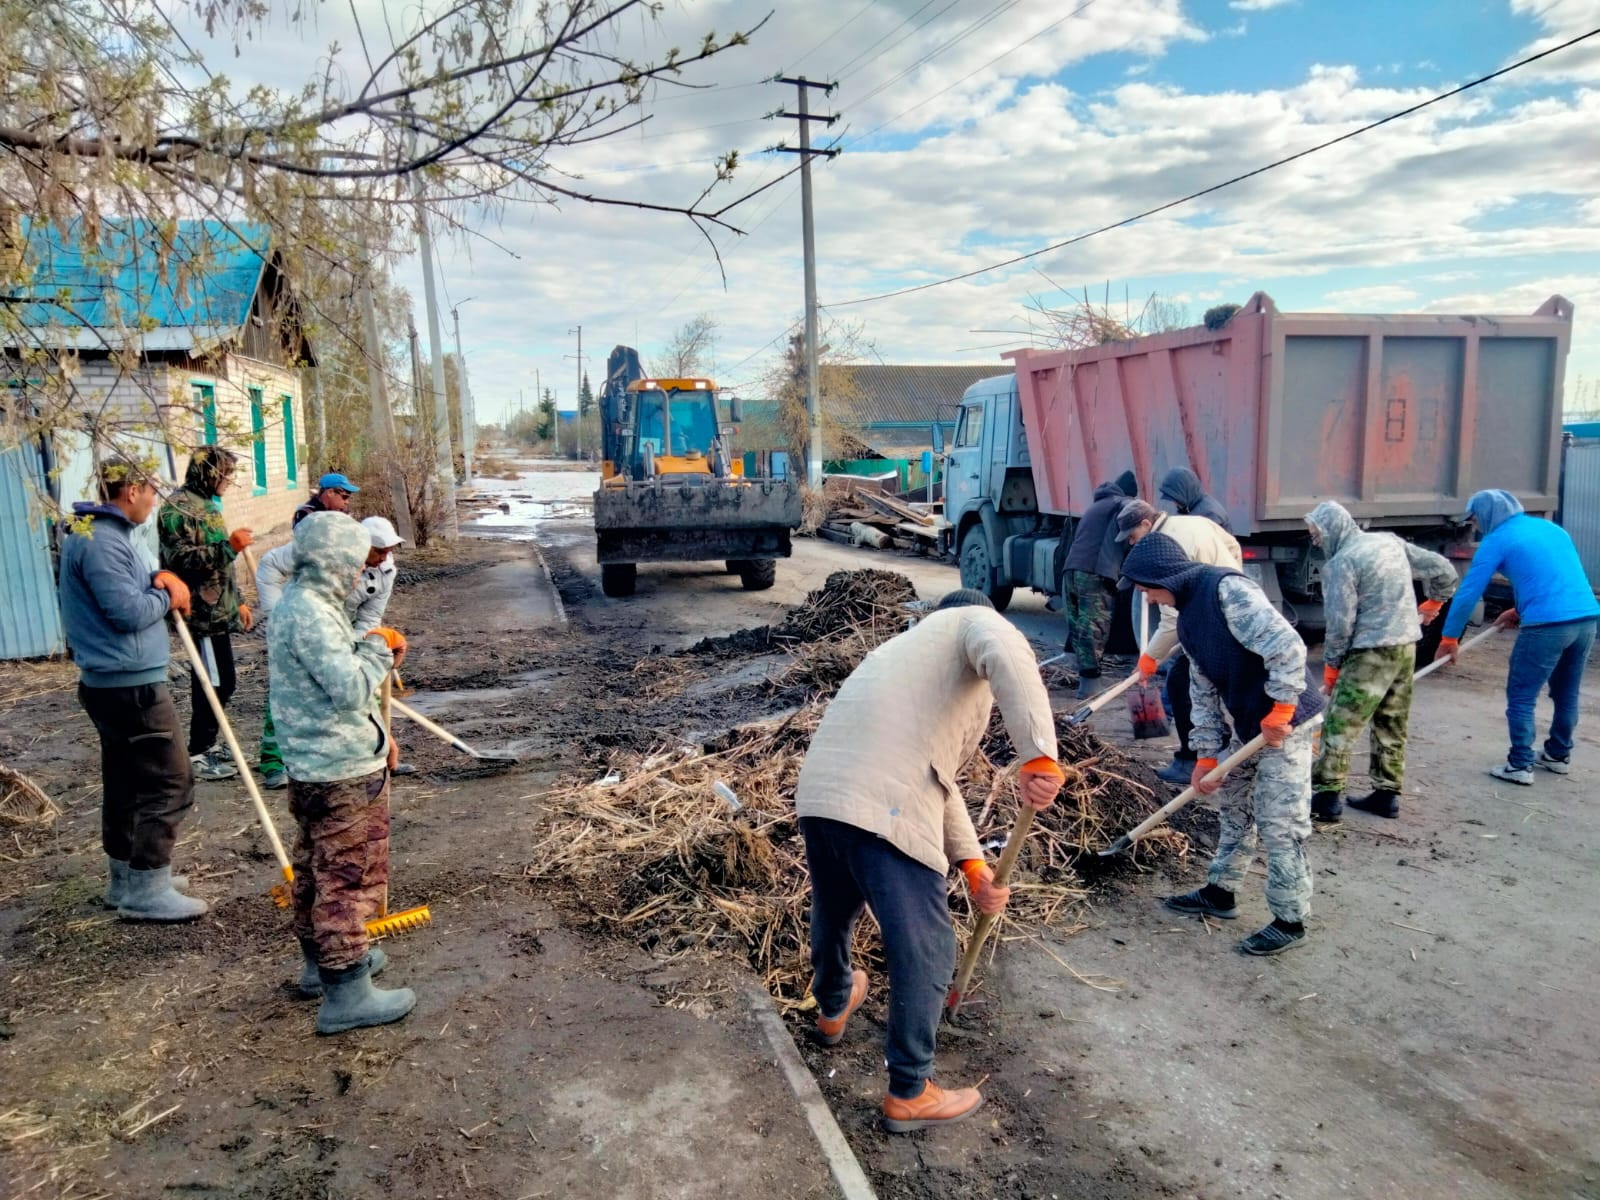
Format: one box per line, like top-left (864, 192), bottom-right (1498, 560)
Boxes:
top-left (600, 562), bottom-right (637, 597)
top-left (738, 559), bottom-right (777, 591)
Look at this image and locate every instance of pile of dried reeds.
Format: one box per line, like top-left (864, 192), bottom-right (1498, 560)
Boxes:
top-left (774, 569), bottom-right (918, 643)
top-left (798, 486), bottom-right (830, 536)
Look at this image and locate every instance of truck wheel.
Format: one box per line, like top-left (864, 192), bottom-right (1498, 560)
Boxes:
top-left (600, 563), bottom-right (637, 597)
top-left (738, 559), bottom-right (776, 591)
top-left (959, 529), bottom-right (1012, 613)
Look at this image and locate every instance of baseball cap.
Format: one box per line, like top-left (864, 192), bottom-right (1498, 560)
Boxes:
top-left (1114, 499), bottom-right (1160, 542)
top-left (361, 515), bottom-right (404, 549)
top-left (318, 472), bottom-right (360, 493)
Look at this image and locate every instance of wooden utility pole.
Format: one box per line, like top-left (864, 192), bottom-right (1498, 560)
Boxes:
top-left (359, 272), bottom-right (415, 541)
top-left (452, 300), bottom-right (476, 484)
top-left (775, 76), bottom-right (839, 490)
top-left (412, 189), bottom-right (459, 534)
top-left (567, 324), bottom-right (583, 458)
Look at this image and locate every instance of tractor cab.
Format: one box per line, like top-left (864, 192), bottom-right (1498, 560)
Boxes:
top-left (602, 377), bottom-right (744, 484)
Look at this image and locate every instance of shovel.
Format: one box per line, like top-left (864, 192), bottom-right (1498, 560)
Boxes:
top-left (1059, 648), bottom-right (1172, 727)
top-left (946, 803), bottom-right (1036, 1019)
top-left (390, 693), bottom-right (521, 764)
top-left (1099, 624), bottom-right (1500, 856)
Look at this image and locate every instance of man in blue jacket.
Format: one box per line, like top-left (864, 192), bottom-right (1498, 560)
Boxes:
top-left (58, 460), bottom-right (208, 921)
top-left (1435, 489), bottom-right (1599, 784)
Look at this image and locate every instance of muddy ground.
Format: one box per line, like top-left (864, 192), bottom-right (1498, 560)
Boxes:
top-left (4, 465), bottom-right (1598, 1200)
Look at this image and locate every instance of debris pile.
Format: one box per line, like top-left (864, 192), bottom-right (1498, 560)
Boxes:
top-left (813, 477), bottom-right (944, 552)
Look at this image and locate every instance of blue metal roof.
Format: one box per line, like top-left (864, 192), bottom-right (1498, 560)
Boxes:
top-left (1564, 421), bottom-right (1600, 439)
top-left (16, 218), bottom-right (268, 337)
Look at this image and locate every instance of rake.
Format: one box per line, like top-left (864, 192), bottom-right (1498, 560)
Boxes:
top-left (172, 613), bottom-right (430, 939)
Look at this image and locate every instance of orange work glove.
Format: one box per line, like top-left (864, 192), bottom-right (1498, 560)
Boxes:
top-left (152, 570), bottom-right (191, 617)
top-left (1434, 637), bottom-right (1460, 665)
top-left (1259, 702), bottom-right (1297, 748)
top-left (959, 860), bottom-right (1010, 916)
top-left (1191, 757), bottom-right (1223, 795)
top-left (1494, 607), bottom-right (1520, 630)
top-left (1322, 663), bottom-right (1339, 693)
top-left (1417, 599), bottom-right (1443, 626)
top-left (1019, 757), bottom-right (1065, 809)
top-left (1138, 653), bottom-right (1160, 680)
top-left (227, 528), bottom-right (254, 552)
top-left (367, 626), bottom-right (407, 665)
top-left (237, 603), bottom-right (254, 632)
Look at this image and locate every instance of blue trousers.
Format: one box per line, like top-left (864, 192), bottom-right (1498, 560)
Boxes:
top-left (1505, 618), bottom-right (1596, 769)
top-left (800, 817), bottom-right (955, 1099)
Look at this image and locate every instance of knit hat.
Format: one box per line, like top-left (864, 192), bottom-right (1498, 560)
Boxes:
top-left (1120, 530), bottom-right (1209, 598)
top-left (1115, 499), bottom-right (1161, 542)
top-left (935, 588), bottom-right (995, 611)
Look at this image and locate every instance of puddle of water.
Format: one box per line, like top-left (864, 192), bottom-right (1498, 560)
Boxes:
top-left (461, 461), bottom-right (600, 541)
top-left (401, 669), bottom-right (559, 715)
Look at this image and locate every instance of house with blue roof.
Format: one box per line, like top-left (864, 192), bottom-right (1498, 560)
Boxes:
top-left (0, 218), bottom-right (316, 659)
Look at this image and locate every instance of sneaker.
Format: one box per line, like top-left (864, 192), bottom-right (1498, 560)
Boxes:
top-left (262, 768), bottom-right (288, 790)
top-left (1162, 885), bottom-right (1237, 920)
top-left (1311, 790), bottom-right (1345, 823)
top-left (1536, 750), bottom-right (1570, 775)
top-left (191, 751), bottom-right (238, 781)
top-left (1157, 757), bottom-right (1196, 786)
top-left (1346, 788), bottom-right (1398, 818)
top-left (1489, 763), bottom-right (1534, 786)
top-left (392, 762), bottom-right (417, 776)
top-left (1239, 920), bottom-right (1306, 957)
top-left (881, 1081), bottom-right (983, 1133)
top-left (209, 742), bottom-right (235, 764)
top-left (815, 969), bottom-right (868, 1046)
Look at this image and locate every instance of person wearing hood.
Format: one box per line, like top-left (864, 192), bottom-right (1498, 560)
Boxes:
top-left (268, 512), bottom-right (415, 1035)
top-left (795, 589), bottom-right (1066, 1131)
top-left (58, 459), bottom-right (208, 922)
top-left (1158, 467), bottom-right (1232, 532)
top-left (158, 446), bottom-right (254, 782)
top-left (1305, 502), bottom-right (1457, 821)
top-left (1114, 499), bottom-right (1244, 785)
top-left (1122, 532), bottom-right (1324, 955)
top-left (255, 516), bottom-right (409, 789)
top-left (1060, 469), bottom-right (1137, 698)
top-left (1435, 490), bottom-right (1599, 784)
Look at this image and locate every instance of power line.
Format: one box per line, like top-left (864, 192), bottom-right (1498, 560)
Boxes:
top-left (832, 0), bottom-right (950, 81)
top-left (828, 24), bottom-right (1600, 309)
top-left (850, 0), bottom-right (1028, 111)
top-left (791, 0), bottom-right (879, 70)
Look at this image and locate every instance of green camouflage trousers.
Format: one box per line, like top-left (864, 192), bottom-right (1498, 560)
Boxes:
top-left (1065, 570), bottom-right (1116, 674)
top-left (288, 768), bottom-right (390, 970)
top-left (1208, 725), bottom-right (1314, 922)
top-left (1313, 643), bottom-right (1415, 793)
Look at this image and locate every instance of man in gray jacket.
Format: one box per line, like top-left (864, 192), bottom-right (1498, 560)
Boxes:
top-left (1306, 502), bottom-right (1457, 821)
top-left (58, 460), bottom-right (207, 921)
top-left (795, 590), bottom-right (1065, 1132)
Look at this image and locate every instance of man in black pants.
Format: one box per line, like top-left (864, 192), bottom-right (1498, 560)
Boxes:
top-left (794, 589), bottom-right (1065, 1132)
top-left (59, 460), bottom-right (208, 921)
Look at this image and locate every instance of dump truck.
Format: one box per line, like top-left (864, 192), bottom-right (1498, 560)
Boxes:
top-left (944, 292), bottom-right (1574, 626)
top-left (594, 345), bottom-right (802, 597)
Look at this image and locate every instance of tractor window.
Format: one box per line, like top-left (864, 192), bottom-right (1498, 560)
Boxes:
top-left (955, 403), bottom-right (984, 448)
top-left (636, 391), bottom-right (667, 454)
top-left (669, 392), bottom-right (718, 455)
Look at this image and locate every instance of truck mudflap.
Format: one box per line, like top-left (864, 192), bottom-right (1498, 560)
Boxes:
top-left (593, 478), bottom-right (802, 564)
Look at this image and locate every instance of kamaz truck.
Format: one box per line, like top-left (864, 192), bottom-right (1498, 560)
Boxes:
top-left (594, 345), bottom-right (802, 597)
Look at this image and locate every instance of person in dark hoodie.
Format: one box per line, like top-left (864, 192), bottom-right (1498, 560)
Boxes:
top-left (58, 459), bottom-right (208, 922)
top-left (1121, 531), bottom-right (1323, 956)
top-left (1060, 469), bottom-right (1136, 699)
top-left (1435, 489), bottom-right (1599, 784)
top-left (1158, 467), bottom-right (1232, 532)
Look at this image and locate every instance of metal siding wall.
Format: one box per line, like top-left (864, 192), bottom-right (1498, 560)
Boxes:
top-left (0, 444), bottom-right (66, 659)
top-left (1561, 440), bottom-right (1600, 589)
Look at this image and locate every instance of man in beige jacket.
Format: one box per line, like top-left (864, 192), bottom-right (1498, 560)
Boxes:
top-left (795, 589), bottom-right (1065, 1133)
top-left (1115, 500), bottom-right (1244, 784)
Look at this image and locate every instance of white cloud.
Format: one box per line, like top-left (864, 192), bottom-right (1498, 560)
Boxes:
top-left (1323, 285), bottom-right (1420, 308)
top-left (1229, 0), bottom-right (1294, 9)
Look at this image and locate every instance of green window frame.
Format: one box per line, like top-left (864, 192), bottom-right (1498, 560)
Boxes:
top-left (248, 386), bottom-right (268, 495)
top-left (192, 382), bottom-right (217, 445)
top-left (280, 394), bottom-right (297, 486)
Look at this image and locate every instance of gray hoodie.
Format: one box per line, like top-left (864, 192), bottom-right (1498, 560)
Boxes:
top-left (1306, 501), bottom-right (1457, 668)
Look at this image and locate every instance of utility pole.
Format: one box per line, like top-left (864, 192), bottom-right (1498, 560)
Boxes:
top-left (411, 186), bottom-right (459, 534)
top-left (452, 299), bottom-right (476, 485)
top-left (567, 324), bottom-right (584, 459)
top-left (358, 271), bottom-right (414, 542)
top-left (774, 75), bottom-right (839, 490)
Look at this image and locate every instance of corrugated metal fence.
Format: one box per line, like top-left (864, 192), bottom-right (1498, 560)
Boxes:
top-left (0, 443), bottom-right (66, 659)
top-left (1559, 436), bottom-right (1600, 590)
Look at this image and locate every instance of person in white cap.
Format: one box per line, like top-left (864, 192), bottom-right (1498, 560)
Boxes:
top-left (255, 514), bottom-right (408, 788)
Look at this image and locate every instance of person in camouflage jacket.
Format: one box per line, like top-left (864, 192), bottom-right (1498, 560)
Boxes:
top-left (267, 511), bottom-right (415, 1035)
top-left (158, 447), bottom-right (254, 775)
top-left (1306, 501), bottom-right (1457, 821)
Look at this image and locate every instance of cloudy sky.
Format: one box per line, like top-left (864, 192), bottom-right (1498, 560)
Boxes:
top-left (190, 0), bottom-right (1600, 423)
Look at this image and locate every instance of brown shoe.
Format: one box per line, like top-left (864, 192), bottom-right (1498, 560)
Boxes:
top-left (815, 969), bottom-right (868, 1045)
top-left (880, 1081), bottom-right (984, 1133)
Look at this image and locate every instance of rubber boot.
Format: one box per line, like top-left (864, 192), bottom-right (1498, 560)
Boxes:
top-left (117, 865), bottom-right (208, 922)
top-left (297, 941), bottom-right (389, 998)
top-left (1310, 790), bottom-right (1344, 823)
top-left (315, 957), bottom-right (416, 1035)
top-left (105, 858), bottom-right (190, 908)
top-left (1347, 788), bottom-right (1399, 818)
top-left (1075, 672), bottom-right (1104, 700)
top-left (1156, 756), bottom-right (1195, 786)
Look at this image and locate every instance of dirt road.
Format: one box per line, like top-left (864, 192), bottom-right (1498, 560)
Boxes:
top-left (4, 464), bottom-right (1597, 1199)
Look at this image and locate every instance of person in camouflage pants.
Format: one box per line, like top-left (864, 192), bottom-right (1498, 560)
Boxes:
top-left (289, 770), bottom-right (390, 970)
top-left (1065, 569), bottom-right (1116, 678)
top-left (1313, 643), bottom-right (1414, 800)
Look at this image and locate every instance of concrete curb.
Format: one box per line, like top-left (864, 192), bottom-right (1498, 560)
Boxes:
top-left (529, 540), bottom-right (568, 626)
top-left (744, 986), bottom-right (878, 1200)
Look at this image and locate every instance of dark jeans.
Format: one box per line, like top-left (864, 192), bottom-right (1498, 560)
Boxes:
top-left (187, 632), bottom-right (236, 756)
top-left (801, 817), bottom-right (956, 1099)
top-left (78, 683), bottom-right (194, 869)
top-left (1164, 652), bottom-right (1195, 759)
top-left (1505, 618), bottom-right (1596, 769)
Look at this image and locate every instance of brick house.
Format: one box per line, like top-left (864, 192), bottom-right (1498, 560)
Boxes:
top-left (0, 219), bottom-right (316, 658)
